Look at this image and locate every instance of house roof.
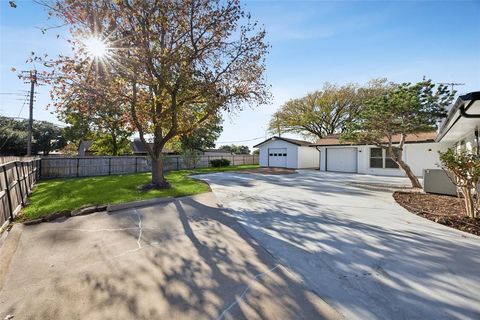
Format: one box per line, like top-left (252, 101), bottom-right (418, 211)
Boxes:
top-left (130, 140), bottom-right (154, 153)
top-left (312, 131), bottom-right (437, 146)
top-left (436, 91), bottom-right (480, 143)
top-left (253, 136), bottom-right (313, 148)
top-left (78, 140), bottom-right (93, 153)
top-left (130, 139), bottom-right (174, 154)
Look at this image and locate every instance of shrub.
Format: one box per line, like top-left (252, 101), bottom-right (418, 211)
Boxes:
top-left (210, 158), bottom-right (231, 167)
top-left (439, 147), bottom-right (480, 218)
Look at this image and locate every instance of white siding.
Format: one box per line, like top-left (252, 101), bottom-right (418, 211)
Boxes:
top-left (319, 142), bottom-right (448, 177)
top-left (258, 140), bottom-right (299, 169)
top-left (297, 146), bottom-right (320, 169)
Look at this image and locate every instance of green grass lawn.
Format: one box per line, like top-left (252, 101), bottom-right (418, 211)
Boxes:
top-left (22, 164), bottom-right (258, 220)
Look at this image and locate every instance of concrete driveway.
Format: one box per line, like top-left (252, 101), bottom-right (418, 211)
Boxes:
top-left (198, 170), bottom-right (480, 320)
top-left (0, 193), bottom-right (338, 320)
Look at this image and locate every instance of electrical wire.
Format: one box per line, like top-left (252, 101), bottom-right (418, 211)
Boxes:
top-left (0, 93), bottom-right (31, 151)
top-left (216, 136), bottom-right (265, 144)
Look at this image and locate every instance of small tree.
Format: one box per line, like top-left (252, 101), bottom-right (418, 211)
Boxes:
top-left (342, 80), bottom-right (454, 188)
top-left (439, 147), bottom-right (480, 218)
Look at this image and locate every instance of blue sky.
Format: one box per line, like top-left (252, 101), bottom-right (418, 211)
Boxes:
top-left (1, 0), bottom-right (479, 149)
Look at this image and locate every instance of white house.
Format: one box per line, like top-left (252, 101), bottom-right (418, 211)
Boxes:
top-left (255, 91), bottom-right (480, 178)
top-left (422, 91), bottom-right (480, 194)
top-left (255, 132), bottom-right (446, 177)
top-left (312, 132), bottom-right (446, 177)
top-left (253, 136), bottom-right (319, 169)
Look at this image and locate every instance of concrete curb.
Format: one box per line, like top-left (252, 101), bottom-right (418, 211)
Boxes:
top-left (107, 197), bottom-right (174, 212)
top-left (21, 197), bottom-right (176, 226)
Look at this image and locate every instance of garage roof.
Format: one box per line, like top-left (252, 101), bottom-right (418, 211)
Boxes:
top-left (312, 132), bottom-right (437, 146)
top-left (253, 136), bottom-right (313, 148)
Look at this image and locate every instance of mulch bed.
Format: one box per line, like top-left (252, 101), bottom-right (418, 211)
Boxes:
top-left (393, 191), bottom-right (480, 236)
top-left (239, 167), bottom-right (297, 175)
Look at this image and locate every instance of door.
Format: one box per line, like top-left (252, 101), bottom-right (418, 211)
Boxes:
top-left (326, 147), bottom-right (357, 173)
top-left (268, 148), bottom-right (287, 167)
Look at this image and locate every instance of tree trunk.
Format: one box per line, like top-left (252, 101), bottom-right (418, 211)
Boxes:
top-left (461, 186), bottom-right (476, 218)
top-left (390, 133), bottom-right (422, 189)
top-left (151, 156), bottom-right (170, 189)
top-left (397, 159), bottom-right (422, 189)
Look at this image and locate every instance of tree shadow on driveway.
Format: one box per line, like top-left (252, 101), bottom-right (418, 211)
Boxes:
top-left (219, 192), bottom-right (480, 320)
top-left (0, 194), bottom-right (339, 320)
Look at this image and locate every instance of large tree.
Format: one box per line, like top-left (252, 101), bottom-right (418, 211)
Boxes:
top-left (269, 80), bottom-right (392, 140)
top-left (342, 80), bottom-right (454, 188)
top-left (42, 0), bottom-right (269, 188)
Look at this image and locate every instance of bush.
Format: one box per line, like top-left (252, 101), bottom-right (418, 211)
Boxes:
top-left (439, 147), bottom-right (480, 218)
top-left (210, 158), bottom-right (231, 167)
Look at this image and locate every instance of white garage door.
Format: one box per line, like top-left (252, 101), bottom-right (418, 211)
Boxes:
top-left (269, 148), bottom-right (287, 167)
top-left (326, 147), bottom-right (357, 173)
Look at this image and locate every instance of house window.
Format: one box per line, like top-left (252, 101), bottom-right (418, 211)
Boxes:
top-left (370, 148), bottom-right (399, 169)
top-left (370, 148), bottom-right (383, 168)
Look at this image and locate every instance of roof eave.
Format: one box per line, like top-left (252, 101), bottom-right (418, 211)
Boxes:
top-left (436, 91), bottom-right (480, 142)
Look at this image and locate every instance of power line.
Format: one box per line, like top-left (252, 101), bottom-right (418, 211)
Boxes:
top-left (216, 136), bottom-right (265, 144)
top-left (17, 92), bottom-right (30, 117)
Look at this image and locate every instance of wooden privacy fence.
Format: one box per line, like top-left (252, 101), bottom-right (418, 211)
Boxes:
top-left (0, 158), bottom-right (40, 229)
top-left (39, 155), bottom-right (259, 179)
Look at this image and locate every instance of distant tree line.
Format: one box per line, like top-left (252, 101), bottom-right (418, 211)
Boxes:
top-left (219, 144), bottom-right (251, 155)
top-left (0, 116), bottom-right (66, 156)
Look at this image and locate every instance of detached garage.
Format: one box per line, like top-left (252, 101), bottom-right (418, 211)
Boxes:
top-left (254, 136), bottom-right (319, 169)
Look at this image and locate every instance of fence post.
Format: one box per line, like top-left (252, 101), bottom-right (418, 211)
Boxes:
top-left (108, 157), bottom-right (112, 175)
top-left (22, 162), bottom-right (29, 193)
top-left (135, 157), bottom-right (138, 173)
top-left (176, 156), bottom-right (179, 170)
top-left (14, 162), bottom-right (25, 206)
top-left (77, 158), bottom-right (80, 177)
top-left (3, 165), bottom-right (14, 221)
top-left (28, 161), bottom-right (32, 185)
top-left (38, 159), bottom-right (42, 179)
top-left (208, 156), bottom-right (210, 167)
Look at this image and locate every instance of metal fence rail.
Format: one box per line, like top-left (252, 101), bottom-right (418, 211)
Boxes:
top-left (0, 159), bottom-right (40, 230)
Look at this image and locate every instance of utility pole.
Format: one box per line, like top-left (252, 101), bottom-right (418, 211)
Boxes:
top-left (27, 70), bottom-right (37, 156)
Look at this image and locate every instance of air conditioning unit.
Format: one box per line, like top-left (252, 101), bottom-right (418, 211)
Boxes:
top-left (423, 169), bottom-right (457, 196)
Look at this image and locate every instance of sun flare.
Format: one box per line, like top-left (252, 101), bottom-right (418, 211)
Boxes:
top-left (83, 36), bottom-right (108, 58)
